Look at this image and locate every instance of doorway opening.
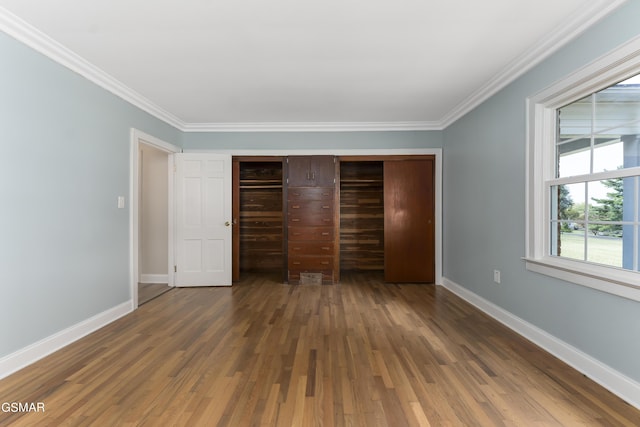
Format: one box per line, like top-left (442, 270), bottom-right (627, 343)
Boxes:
top-left (130, 129), bottom-right (180, 307)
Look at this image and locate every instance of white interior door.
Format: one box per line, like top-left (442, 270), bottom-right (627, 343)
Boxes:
top-left (175, 153), bottom-right (232, 286)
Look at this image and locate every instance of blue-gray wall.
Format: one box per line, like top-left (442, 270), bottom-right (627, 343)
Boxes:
top-left (0, 28), bottom-right (441, 361)
top-left (0, 31), bottom-right (182, 358)
top-left (183, 130), bottom-right (442, 151)
top-left (442, 0), bottom-right (640, 382)
top-left (1, 0), bottom-right (639, 391)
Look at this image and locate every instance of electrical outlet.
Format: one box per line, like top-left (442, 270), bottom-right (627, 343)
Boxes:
top-left (493, 269), bottom-right (501, 284)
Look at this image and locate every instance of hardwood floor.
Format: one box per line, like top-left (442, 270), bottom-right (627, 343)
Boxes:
top-left (138, 283), bottom-right (172, 305)
top-left (1, 272), bottom-right (638, 426)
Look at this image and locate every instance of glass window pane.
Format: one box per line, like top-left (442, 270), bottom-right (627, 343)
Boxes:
top-left (592, 138), bottom-right (624, 174)
top-left (621, 176), bottom-right (637, 222)
top-left (551, 184), bottom-right (586, 261)
top-left (593, 126), bottom-right (640, 172)
top-left (557, 95), bottom-right (592, 178)
top-left (622, 177), bottom-right (639, 271)
top-left (622, 224), bottom-right (638, 271)
top-left (552, 225), bottom-right (585, 261)
top-left (551, 183), bottom-right (586, 220)
top-left (557, 147), bottom-right (590, 178)
top-left (586, 225), bottom-right (623, 268)
top-left (593, 77), bottom-right (640, 133)
top-left (558, 94), bottom-right (592, 139)
top-left (623, 134), bottom-right (640, 168)
top-left (587, 178), bottom-right (623, 223)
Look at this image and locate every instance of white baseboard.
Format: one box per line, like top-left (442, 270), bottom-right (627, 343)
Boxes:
top-left (0, 301), bottom-right (132, 380)
top-left (441, 277), bottom-right (640, 410)
top-left (139, 274), bottom-right (169, 284)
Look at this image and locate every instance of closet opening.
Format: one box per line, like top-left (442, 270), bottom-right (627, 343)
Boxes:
top-left (232, 155), bottom-right (435, 284)
top-left (338, 155), bottom-right (436, 283)
top-left (339, 161), bottom-right (385, 275)
top-left (233, 158), bottom-right (285, 282)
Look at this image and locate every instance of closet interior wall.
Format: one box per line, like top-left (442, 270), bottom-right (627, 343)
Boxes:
top-left (234, 159), bottom-right (285, 280)
top-left (339, 161), bottom-right (385, 273)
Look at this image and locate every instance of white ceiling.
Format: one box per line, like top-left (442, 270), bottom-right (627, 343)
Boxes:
top-left (0, 0), bottom-right (626, 131)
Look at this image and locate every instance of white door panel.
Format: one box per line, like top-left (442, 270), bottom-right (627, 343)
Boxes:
top-left (175, 154), bottom-right (232, 286)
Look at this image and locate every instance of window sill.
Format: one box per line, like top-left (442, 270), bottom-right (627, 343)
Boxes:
top-left (524, 257), bottom-right (640, 302)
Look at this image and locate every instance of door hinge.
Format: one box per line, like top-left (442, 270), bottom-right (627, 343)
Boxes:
top-left (174, 265), bottom-right (177, 273)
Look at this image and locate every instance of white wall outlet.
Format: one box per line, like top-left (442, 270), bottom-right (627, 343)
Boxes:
top-left (493, 269), bottom-right (501, 284)
top-left (117, 196), bottom-right (125, 209)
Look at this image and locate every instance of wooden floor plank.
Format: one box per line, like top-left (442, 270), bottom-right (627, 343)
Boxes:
top-left (1, 272), bottom-right (639, 426)
top-left (138, 283), bottom-right (172, 305)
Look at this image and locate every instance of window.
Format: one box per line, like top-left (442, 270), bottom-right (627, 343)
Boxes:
top-left (526, 36), bottom-right (640, 302)
top-left (552, 76), bottom-right (640, 270)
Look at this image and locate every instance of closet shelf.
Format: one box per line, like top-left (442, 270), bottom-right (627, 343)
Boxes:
top-left (240, 185), bottom-right (283, 189)
top-left (340, 179), bottom-right (383, 183)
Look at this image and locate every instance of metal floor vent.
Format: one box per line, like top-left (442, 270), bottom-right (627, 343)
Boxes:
top-left (299, 272), bottom-right (322, 285)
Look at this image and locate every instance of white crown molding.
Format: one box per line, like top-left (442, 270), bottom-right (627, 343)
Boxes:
top-left (0, 7), bottom-right (441, 134)
top-left (183, 0), bottom-right (626, 133)
top-left (439, 0), bottom-right (629, 128)
top-left (0, 6), bottom-right (186, 131)
top-left (181, 121), bottom-right (443, 132)
top-left (0, 1), bottom-right (628, 133)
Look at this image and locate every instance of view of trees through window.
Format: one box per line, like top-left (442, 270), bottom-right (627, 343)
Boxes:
top-left (551, 74), bottom-right (640, 270)
top-left (555, 177), bottom-right (625, 267)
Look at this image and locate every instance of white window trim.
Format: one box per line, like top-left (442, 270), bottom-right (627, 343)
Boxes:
top-left (525, 34), bottom-right (640, 302)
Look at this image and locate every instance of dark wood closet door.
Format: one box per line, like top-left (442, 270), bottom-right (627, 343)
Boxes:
top-left (287, 156), bottom-right (335, 187)
top-left (311, 156), bottom-right (336, 187)
top-left (287, 156), bottom-right (312, 187)
top-left (384, 159), bottom-right (435, 283)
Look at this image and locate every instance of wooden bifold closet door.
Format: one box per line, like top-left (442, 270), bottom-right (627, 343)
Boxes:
top-left (384, 158), bottom-right (435, 283)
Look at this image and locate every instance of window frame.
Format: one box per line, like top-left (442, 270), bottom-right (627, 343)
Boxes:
top-left (526, 35), bottom-right (640, 302)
